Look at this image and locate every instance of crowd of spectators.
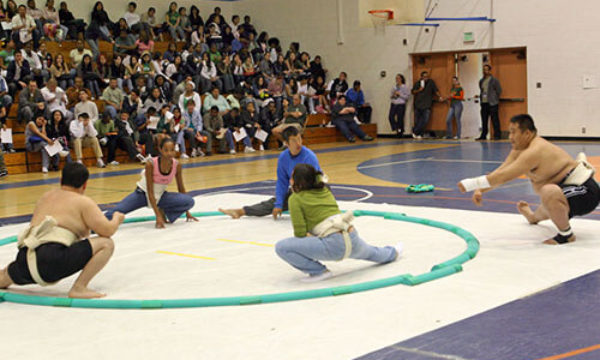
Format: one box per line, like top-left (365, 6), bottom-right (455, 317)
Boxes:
top-left (0, 1), bottom-right (375, 177)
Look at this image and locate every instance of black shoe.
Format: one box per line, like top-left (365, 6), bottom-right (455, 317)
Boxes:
top-left (349, 137), bottom-right (356, 143)
top-left (475, 137), bottom-right (486, 141)
top-left (205, 152), bottom-right (212, 156)
top-left (362, 135), bottom-right (374, 141)
top-left (0, 170), bottom-right (7, 178)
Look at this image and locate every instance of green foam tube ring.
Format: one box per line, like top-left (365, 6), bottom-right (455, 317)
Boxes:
top-left (431, 253), bottom-right (472, 271)
top-left (408, 264), bottom-right (463, 285)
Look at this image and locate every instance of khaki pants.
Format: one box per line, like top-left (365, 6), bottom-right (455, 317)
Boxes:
top-left (72, 136), bottom-right (103, 160)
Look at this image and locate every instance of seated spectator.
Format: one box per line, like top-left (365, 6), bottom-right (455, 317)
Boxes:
top-left (329, 71), bottom-right (348, 103)
top-left (134, 105), bottom-right (156, 156)
top-left (259, 99), bottom-right (279, 149)
top-left (222, 26), bottom-right (234, 48)
top-left (346, 80), bottom-right (372, 124)
top-left (115, 111), bottom-right (143, 155)
top-left (17, 79), bottom-right (44, 124)
top-left (286, 52), bottom-right (302, 78)
top-left (312, 75), bottom-right (330, 113)
top-left (124, 54), bottom-right (141, 90)
top-left (112, 17), bottom-right (130, 37)
top-left (101, 78), bottom-right (125, 119)
top-left (189, 5), bottom-right (204, 31)
top-left (271, 94), bottom-right (306, 144)
top-left (58, 1), bottom-right (85, 40)
top-left (132, 74), bottom-right (148, 98)
top-left (25, 115), bottom-right (61, 173)
top-left (165, 2), bottom-right (183, 42)
top-left (50, 53), bottom-right (74, 90)
top-left (97, 53), bottom-right (111, 87)
top-left (218, 55), bottom-right (235, 93)
top-left (114, 29), bottom-right (137, 57)
top-left (203, 86), bottom-right (230, 115)
top-left (242, 56), bottom-right (256, 80)
top-left (47, 110), bottom-right (72, 167)
top-left (0, 40), bottom-right (16, 71)
top-left (296, 52), bottom-right (311, 75)
top-left (240, 102), bottom-right (263, 150)
top-left (0, 73), bottom-right (13, 117)
top-left (285, 77), bottom-right (299, 99)
top-left (135, 29), bottom-right (154, 55)
top-left (141, 7), bottom-right (162, 41)
top-left (178, 7), bottom-right (192, 40)
top-left (226, 88), bottom-right (242, 110)
top-left (253, 75), bottom-right (270, 104)
top-left (259, 52), bottom-right (275, 80)
top-left (165, 54), bottom-right (184, 85)
top-left (162, 41), bottom-right (178, 63)
top-left (74, 89), bottom-right (99, 123)
top-left (85, 14), bottom-right (114, 60)
top-left (95, 111), bottom-right (146, 165)
top-left (122, 88), bottom-right (143, 121)
top-left (41, 78), bottom-right (73, 122)
top-left (41, 0), bottom-right (68, 43)
top-left (69, 39), bottom-right (92, 68)
top-left (11, 5), bottom-right (39, 49)
top-left (239, 15), bottom-right (257, 39)
top-left (139, 51), bottom-right (155, 88)
top-left (199, 52), bottom-right (222, 93)
top-left (206, 6), bottom-right (225, 28)
top-left (223, 107), bottom-right (253, 154)
top-left (297, 76), bottom-right (316, 113)
top-left (108, 54), bottom-right (126, 89)
top-left (230, 15), bottom-right (241, 38)
top-left (69, 112), bottom-right (105, 167)
top-left (77, 54), bottom-right (101, 98)
top-left (232, 53), bottom-right (244, 84)
top-left (191, 26), bottom-right (208, 52)
top-left (123, 2), bottom-right (141, 34)
top-left (66, 76), bottom-right (92, 110)
top-left (331, 95), bottom-right (373, 143)
top-left (21, 41), bottom-right (46, 87)
top-left (26, 0), bottom-right (44, 33)
top-left (309, 55), bottom-right (327, 81)
top-left (144, 86), bottom-right (166, 114)
top-left (273, 54), bottom-right (287, 78)
top-left (204, 105), bottom-right (233, 154)
top-left (154, 75), bottom-right (172, 102)
top-left (182, 100), bottom-right (211, 156)
top-left (178, 80), bottom-right (201, 114)
top-left (207, 43), bottom-right (222, 64)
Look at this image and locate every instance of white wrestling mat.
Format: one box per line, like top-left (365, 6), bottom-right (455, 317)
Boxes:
top-left (0, 193), bottom-right (599, 360)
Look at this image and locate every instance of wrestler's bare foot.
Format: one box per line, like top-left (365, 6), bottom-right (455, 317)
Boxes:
top-left (517, 201), bottom-right (538, 224)
top-left (543, 234), bottom-right (576, 245)
top-left (218, 208), bottom-right (245, 219)
top-left (68, 285), bottom-right (106, 299)
top-left (0, 268), bottom-right (13, 289)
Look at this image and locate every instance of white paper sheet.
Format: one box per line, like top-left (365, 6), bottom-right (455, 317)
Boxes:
top-left (0, 128), bottom-right (12, 144)
top-left (147, 116), bottom-right (160, 130)
top-left (44, 141), bottom-right (63, 157)
top-left (254, 128), bottom-right (268, 142)
top-left (233, 127), bottom-right (247, 142)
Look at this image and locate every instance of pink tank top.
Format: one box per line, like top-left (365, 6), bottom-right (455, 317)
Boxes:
top-left (152, 157), bottom-right (177, 185)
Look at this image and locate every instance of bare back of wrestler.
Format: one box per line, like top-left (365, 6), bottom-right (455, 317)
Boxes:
top-left (0, 163), bottom-right (125, 298)
top-left (458, 114), bottom-right (599, 245)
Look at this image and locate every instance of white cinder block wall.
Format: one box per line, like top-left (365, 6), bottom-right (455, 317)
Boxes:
top-left (231, 0), bottom-right (600, 138)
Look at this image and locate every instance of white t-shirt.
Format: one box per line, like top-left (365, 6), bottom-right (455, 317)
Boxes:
top-left (123, 12), bottom-right (140, 27)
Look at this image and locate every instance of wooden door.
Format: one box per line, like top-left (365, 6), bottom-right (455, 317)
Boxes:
top-left (411, 53), bottom-right (455, 133)
top-left (489, 48), bottom-right (528, 137)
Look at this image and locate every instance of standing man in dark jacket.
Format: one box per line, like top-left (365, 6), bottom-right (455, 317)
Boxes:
top-left (411, 71), bottom-right (442, 139)
top-left (477, 64), bottom-right (503, 140)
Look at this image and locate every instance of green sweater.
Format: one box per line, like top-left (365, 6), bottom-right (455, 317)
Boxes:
top-left (289, 187), bottom-right (341, 237)
top-left (94, 119), bottom-right (115, 138)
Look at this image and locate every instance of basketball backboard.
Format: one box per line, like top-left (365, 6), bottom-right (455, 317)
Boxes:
top-left (359, 0), bottom-right (425, 28)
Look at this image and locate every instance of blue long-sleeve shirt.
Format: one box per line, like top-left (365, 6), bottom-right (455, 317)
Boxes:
top-left (275, 146), bottom-right (321, 208)
top-left (345, 88), bottom-right (365, 107)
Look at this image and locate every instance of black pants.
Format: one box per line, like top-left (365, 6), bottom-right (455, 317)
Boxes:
top-left (107, 135), bottom-right (139, 162)
top-left (388, 104), bottom-right (406, 133)
top-left (357, 106), bottom-right (372, 124)
top-left (243, 190), bottom-right (292, 217)
top-left (138, 132), bottom-right (155, 156)
top-left (480, 103), bottom-right (500, 139)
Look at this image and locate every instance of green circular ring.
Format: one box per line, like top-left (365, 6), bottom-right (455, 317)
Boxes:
top-left (0, 210), bottom-right (479, 309)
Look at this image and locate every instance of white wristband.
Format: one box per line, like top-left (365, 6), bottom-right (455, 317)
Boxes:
top-left (460, 175), bottom-right (491, 192)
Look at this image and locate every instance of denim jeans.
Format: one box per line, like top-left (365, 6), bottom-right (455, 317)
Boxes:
top-left (388, 103), bottom-right (406, 133)
top-left (413, 108), bottom-right (431, 136)
top-left (445, 102), bottom-right (463, 138)
top-left (275, 229), bottom-right (397, 275)
top-left (332, 118), bottom-right (366, 141)
top-left (26, 141), bottom-right (54, 170)
top-left (105, 188), bottom-right (195, 223)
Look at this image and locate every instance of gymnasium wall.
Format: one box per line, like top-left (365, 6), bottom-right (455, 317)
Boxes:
top-left (232, 0), bottom-right (600, 137)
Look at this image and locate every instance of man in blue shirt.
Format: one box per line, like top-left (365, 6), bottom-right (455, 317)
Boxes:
top-left (345, 80), bottom-right (372, 124)
top-left (219, 126), bottom-right (321, 219)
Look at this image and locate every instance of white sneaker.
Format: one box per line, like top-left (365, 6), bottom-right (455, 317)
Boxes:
top-left (99, 137), bottom-right (108, 146)
top-left (97, 159), bottom-right (106, 168)
top-left (58, 150), bottom-right (70, 158)
top-left (109, 160), bottom-right (119, 166)
top-left (300, 270), bottom-right (333, 283)
top-left (191, 149), bottom-right (198, 158)
top-left (41, 167), bottom-right (48, 173)
top-left (181, 153), bottom-right (189, 159)
top-left (76, 159), bottom-right (83, 164)
top-left (259, 145), bottom-right (264, 151)
top-left (244, 146), bottom-right (256, 153)
top-left (229, 149), bottom-right (236, 154)
top-left (197, 149), bottom-right (205, 157)
top-left (174, 144), bottom-right (180, 152)
top-left (136, 153), bottom-right (146, 163)
top-left (394, 242), bottom-right (404, 261)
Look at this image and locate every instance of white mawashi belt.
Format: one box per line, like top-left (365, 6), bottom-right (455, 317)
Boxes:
top-left (313, 212), bottom-right (355, 260)
top-left (563, 153), bottom-right (596, 186)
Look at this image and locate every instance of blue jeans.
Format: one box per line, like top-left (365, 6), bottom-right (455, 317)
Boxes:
top-left (332, 118), bottom-right (367, 141)
top-left (275, 229), bottom-right (397, 275)
top-left (413, 108), bottom-right (431, 136)
top-left (105, 188), bottom-right (195, 223)
top-left (104, 105), bottom-right (118, 119)
top-left (445, 102), bottom-right (463, 138)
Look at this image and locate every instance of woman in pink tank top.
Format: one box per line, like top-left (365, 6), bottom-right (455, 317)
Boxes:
top-left (105, 137), bottom-right (198, 228)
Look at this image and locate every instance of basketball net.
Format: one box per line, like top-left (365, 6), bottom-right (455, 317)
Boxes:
top-left (368, 10), bottom-right (393, 35)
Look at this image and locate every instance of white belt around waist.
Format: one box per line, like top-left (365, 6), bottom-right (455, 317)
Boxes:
top-left (312, 212), bottom-right (355, 260)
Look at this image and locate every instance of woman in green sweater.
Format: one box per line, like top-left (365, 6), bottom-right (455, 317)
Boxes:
top-left (275, 164), bottom-right (402, 282)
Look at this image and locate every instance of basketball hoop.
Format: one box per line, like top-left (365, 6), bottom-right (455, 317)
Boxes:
top-left (368, 9), bottom-right (394, 34)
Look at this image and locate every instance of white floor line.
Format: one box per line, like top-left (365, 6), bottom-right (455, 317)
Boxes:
top-left (357, 158), bottom-right (433, 170)
top-left (390, 345), bottom-right (474, 360)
